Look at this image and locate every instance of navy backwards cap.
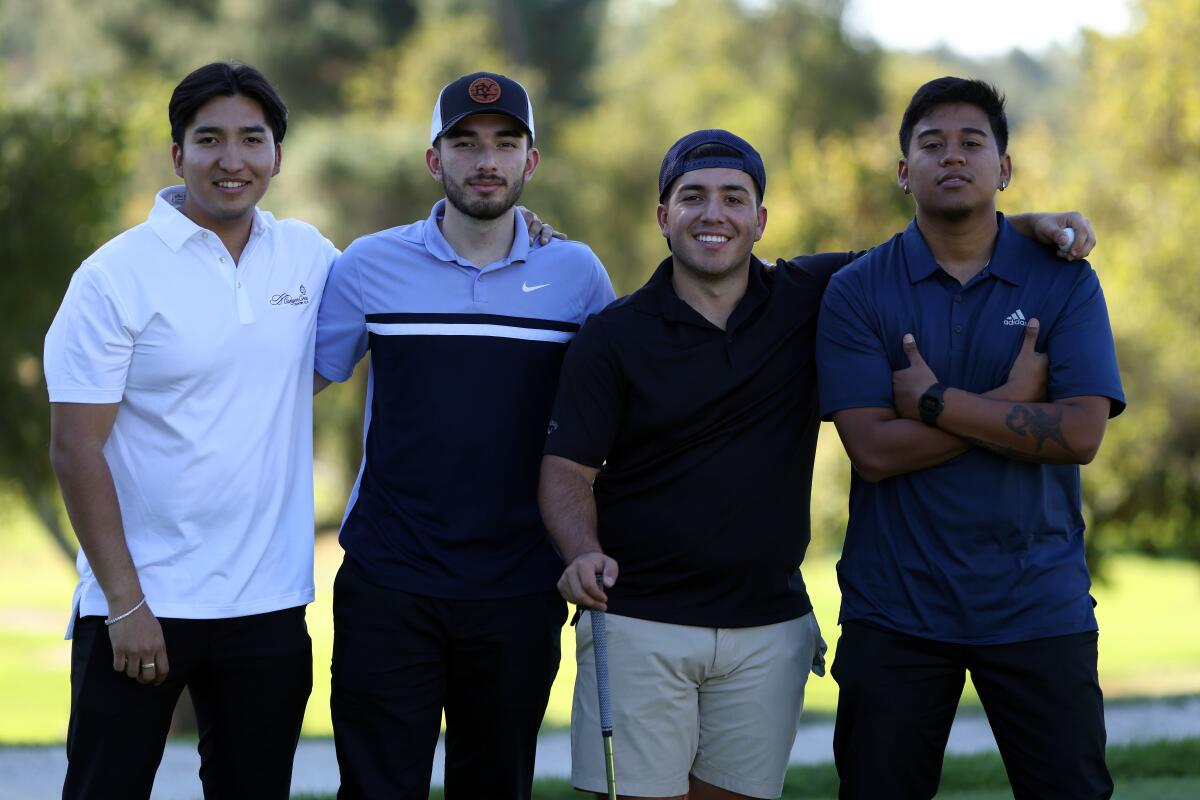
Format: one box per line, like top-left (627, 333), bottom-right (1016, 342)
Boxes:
top-left (430, 71), bottom-right (535, 144)
top-left (658, 129), bottom-right (766, 202)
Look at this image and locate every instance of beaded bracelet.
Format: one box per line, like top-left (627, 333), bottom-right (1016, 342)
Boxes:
top-left (105, 596), bottom-right (146, 627)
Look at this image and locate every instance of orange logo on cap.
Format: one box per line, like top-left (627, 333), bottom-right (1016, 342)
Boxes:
top-left (468, 77), bottom-right (502, 104)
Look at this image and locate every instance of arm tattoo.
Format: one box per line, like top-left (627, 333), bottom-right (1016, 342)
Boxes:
top-left (1005, 404), bottom-right (1074, 453)
top-left (965, 437), bottom-right (1041, 462)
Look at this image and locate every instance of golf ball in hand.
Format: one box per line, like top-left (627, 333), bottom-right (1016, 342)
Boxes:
top-left (1059, 227), bottom-right (1075, 252)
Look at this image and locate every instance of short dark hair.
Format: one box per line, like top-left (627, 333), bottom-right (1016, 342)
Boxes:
top-left (898, 77), bottom-right (1007, 156)
top-left (169, 62), bottom-right (288, 147)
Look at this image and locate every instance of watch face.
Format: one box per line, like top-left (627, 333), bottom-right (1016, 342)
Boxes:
top-left (919, 386), bottom-right (944, 423)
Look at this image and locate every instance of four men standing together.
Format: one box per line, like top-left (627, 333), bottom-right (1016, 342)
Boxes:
top-left (46, 60), bottom-right (1119, 800)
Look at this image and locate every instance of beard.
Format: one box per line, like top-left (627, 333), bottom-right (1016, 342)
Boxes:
top-left (932, 200), bottom-right (974, 222)
top-left (443, 172), bottom-right (526, 221)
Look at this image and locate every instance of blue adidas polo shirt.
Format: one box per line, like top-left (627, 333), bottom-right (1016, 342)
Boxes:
top-left (315, 200), bottom-right (615, 598)
top-left (816, 214), bottom-right (1125, 644)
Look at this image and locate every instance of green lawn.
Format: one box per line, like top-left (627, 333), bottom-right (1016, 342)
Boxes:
top-left (2, 496), bottom-right (1199, 742)
top-left (292, 739), bottom-right (1200, 799)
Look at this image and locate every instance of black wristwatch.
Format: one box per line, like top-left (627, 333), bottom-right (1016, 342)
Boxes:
top-left (918, 383), bottom-right (947, 427)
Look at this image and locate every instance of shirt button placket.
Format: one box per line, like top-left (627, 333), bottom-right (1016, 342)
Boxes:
top-left (950, 292), bottom-right (967, 383)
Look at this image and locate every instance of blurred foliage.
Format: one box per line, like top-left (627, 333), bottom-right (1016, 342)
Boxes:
top-left (1063, 0), bottom-right (1200, 561)
top-left (0, 84), bottom-right (133, 560)
top-left (1, 0), bottom-right (1197, 564)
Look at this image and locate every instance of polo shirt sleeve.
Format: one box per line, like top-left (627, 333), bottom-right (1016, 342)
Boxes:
top-left (544, 315), bottom-right (626, 468)
top-left (1046, 265), bottom-right (1126, 417)
top-left (816, 271), bottom-right (895, 420)
top-left (43, 264), bottom-right (133, 404)
top-left (314, 248), bottom-right (368, 382)
top-left (582, 254), bottom-right (617, 316)
top-left (780, 251), bottom-right (864, 290)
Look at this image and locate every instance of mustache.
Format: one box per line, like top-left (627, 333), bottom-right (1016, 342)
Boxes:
top-left (466, 174), bottom-right (508, 186)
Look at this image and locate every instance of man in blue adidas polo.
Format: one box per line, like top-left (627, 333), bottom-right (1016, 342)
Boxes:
top-left (314, 72), bottom-right (614, 799)
top-left (817, 77), bottom-right (1123, 799)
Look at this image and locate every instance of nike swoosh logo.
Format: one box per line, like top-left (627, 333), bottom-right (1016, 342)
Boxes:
top-left (522, 281), bottom-right (551, 293)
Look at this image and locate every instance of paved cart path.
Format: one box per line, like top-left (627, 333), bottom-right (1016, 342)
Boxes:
top-left (2, 697), bottom-right (1198, 799)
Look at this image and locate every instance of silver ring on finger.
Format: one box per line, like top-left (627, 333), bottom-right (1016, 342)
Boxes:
top-left (140, 662), bottom-right (156, 670)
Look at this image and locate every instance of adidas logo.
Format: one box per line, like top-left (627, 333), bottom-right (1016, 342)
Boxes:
top-left (1003, 308), bottom-right (1027, 326)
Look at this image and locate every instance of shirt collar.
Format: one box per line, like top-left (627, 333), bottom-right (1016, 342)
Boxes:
top-left (147, 185), bottom-right (271, 252)
top-left (421, 198), bottom-right (531, 269)
top-left (902, 212), bottom-right (1025, 286)
top-left (632, 254), bottom-right (770, 330)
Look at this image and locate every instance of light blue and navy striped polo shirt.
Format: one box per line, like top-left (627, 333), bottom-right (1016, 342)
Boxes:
top-left (316, 200), bottom-right (615, 598)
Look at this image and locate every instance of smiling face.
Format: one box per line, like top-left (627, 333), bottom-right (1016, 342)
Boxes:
top-left (899, 102), bottom-right (1011, 222)
top-left (427, 113), bottom-right (538, 221)
top-left (657, 167), bottom-right (767, 283)
top-left (172, 93), bottom-right (281, 234)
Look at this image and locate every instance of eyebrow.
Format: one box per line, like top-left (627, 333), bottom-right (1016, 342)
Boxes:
top-left (443, 128), bottom-right (525, 139)
top-left (191, 125), bottom-right (268, 136)
top-left (916, 126), bottom-right (991, 140)
top-left (676, 183), bottom-right (752, 195)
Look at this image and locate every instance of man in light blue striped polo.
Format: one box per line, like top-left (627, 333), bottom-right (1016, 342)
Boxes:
top-left (314, 71), bottom-right (614, 799)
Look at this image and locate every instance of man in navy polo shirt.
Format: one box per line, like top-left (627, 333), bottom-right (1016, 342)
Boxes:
top-left (314, 71), bottom-right (614, 799)
top-left (539, 128), bottom-right (1091, 800)
top-left (817, 77), bottom-right (1123, 799)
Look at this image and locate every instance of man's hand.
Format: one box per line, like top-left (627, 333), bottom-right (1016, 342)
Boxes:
top-left (893, 334), bottom-right (940, 420)
top-left (987, 319), bottom-right (1048, 404)
top-left (108, 601), bottom-right (170, 686)
top-left (558, 551), bottom-right (619, 611)
top-left (1029, 212), bottom-right (1095, 261)
top-left (518, 206), bottom-right (567, 245)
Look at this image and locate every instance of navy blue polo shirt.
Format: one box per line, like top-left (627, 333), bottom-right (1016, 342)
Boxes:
top-left (816, 214), bottom-right (1124, 644)
top-left (546, 252), bottom-right (854, 628)
top-left (315, 200), bottom-right (615, 598)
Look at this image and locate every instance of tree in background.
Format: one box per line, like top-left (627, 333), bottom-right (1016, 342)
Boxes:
top-left (0, 87), bottom-right (132, 561)
top-left (1059, 0), bottom-right (1200, 561)
top-left (0, 0), bottom-right (417, 112)
top-left (530, 0), bottom-right (883, 295)
top-left (2, 0), bottom-right (1198, 568)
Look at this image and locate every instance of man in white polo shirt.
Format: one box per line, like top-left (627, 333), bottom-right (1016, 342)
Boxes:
top-left (44, 62), bottom-right (336, 799)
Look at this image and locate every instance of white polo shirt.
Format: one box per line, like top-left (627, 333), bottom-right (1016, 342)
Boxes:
top-left (44, 186), bottom-right (338, 633)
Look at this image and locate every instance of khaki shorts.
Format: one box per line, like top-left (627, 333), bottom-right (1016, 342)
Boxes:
top-left (571, 611), bottom-right (825, 798)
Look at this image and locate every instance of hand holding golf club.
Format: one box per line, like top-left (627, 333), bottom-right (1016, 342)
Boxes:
top-left (557, 550), bottom-right (618, 610)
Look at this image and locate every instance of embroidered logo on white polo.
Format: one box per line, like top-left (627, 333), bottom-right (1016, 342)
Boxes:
top-left (270, 284), bottom-right (310, 306)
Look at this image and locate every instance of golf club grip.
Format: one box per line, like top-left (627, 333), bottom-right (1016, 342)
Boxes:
top-left (591, 607), bottom-right (614, 734)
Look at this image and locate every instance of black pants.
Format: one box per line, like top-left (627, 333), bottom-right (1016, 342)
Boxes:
top-left (832, 620), bottom-right (1113, 800)
top-left (331, 559), bottom-right (567, 800)
top-left (63, 607), bottom-right (312, 800)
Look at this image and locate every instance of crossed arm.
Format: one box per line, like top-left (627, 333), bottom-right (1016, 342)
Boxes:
top-left (833, 321), bottom-right (1110, 482)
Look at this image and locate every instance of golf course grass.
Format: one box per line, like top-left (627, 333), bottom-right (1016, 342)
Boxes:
top-left (2, 495), bottom-right (1200, 743)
